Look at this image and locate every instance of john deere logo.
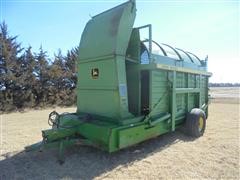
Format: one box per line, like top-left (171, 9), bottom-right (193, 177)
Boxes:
top-left (91, 68), bottom-right (99, 79)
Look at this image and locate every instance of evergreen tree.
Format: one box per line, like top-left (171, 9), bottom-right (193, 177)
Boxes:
top-left (21, 47), bottom-right (37, 107)
top-left (0, 22), bottom-right (78, 112)
top-left (64, 47), bottom-right (78, 105)
top-left (65, 47), bottom-right (78, 87)
top-left (34, 46), bottom-right (49, 107)
top-left (0, 22), bottom-right (24, 111)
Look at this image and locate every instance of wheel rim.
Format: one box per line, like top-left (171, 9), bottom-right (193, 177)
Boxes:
top-left (198, 117), bottom-right (204, 132)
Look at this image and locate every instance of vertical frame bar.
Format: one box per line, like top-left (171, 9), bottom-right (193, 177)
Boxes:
top-left (199, 74), bottom-right (202, 107)
top-left (206, 76), bottom-right (209, 118)
top-left (187, 73), bottom-right (190, 111)
top-left (135, 24), bottom-right (152, 61)
top-left (148, 24), bottom-right (152, 61)
top-left (149, 70), bottom-right (153, 113)
top-left (171, 71), bottom-right (176, 131)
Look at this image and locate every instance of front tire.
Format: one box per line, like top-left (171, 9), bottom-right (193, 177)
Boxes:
top-left (185, 108), bottom-right (206, 137)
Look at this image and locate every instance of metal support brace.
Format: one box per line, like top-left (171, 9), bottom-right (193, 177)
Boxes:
top-left (187, 74), bottom-right (190, 111)
top-left (58, 140), bottom-right (65, 164)
top-left (199, 74), bottom-right (202, 107)
top-left (136, 24), bottom-right (152, 60)
top-left (175, 88), bottom-right (200, 93)
top-left (171, 71), bottom-right (176, 131)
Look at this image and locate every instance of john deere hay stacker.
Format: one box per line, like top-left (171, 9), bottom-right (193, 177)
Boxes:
top-left (26, 0), bottom-right (212, 163)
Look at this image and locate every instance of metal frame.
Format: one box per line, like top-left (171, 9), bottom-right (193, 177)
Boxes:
top-left (136, 24), bottom-right (152, 60)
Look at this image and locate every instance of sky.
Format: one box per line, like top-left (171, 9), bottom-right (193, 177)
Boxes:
top-left (1, 0), bottom-right (239, 83)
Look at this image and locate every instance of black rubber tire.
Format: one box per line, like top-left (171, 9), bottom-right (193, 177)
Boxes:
top-left (185, 108), bottom-right (206, 137)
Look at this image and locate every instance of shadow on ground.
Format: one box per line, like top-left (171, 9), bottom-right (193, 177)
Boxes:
top-left (0, 131), bottom-right (195, 179)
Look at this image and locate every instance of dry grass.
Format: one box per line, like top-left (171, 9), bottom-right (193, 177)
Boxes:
top-left (0, 88), bottom-right (239, 179)
top-left (210, 87), bottom-right (240, 104)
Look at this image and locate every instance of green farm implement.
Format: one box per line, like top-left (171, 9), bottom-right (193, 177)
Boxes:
top-left (26, 0), bottom-right (211, 163)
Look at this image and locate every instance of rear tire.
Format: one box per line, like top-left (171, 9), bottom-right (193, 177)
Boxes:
top-left (185, 108), bottom-right (206, 137)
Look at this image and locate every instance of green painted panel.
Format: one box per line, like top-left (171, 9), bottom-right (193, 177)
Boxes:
top-left (78, 122), bottom-right (114, 150)
top-left (189, 74), bottom-right (196, 88)
top-left (176, 72), bottom-right (187, 88)
top-left (118, 122), bottom-right (169, 149)
top-left (125, 28), bottom-right (141, 115)
top-left (126, 62), bottom-right (141, 115)
top-left (200, 75), bottom-right (208, 106)
top-left (150, 70), bottom-right (170, 115)
top-left (126, 28), bottom-right (140, 61)
top-left (78, 58), bottom-right (117, 89)
top-left (175, 72), bottom-right (187, 113)
top-left (78, 90), bottom-right (119, 119)
top-left (188, 93), bottom-right (197, 110)
top-left (77, 1), bottom-right (137, 120)
top-left (176, 94), bottom-right (186, 112)
top-left (77, 56), bottom-right (133, 120)
top-left (79, 1), bottom-right (136, 60)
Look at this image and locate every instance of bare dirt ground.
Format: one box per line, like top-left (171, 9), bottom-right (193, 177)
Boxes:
top-left (0, 88), bottom-right (239, 179)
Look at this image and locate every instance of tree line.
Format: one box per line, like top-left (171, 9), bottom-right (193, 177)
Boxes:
top-left (0, 22), bottom-right (78, 112)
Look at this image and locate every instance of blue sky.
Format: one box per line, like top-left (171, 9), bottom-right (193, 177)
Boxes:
top-left (1, 0), bottom-right (239, 83)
